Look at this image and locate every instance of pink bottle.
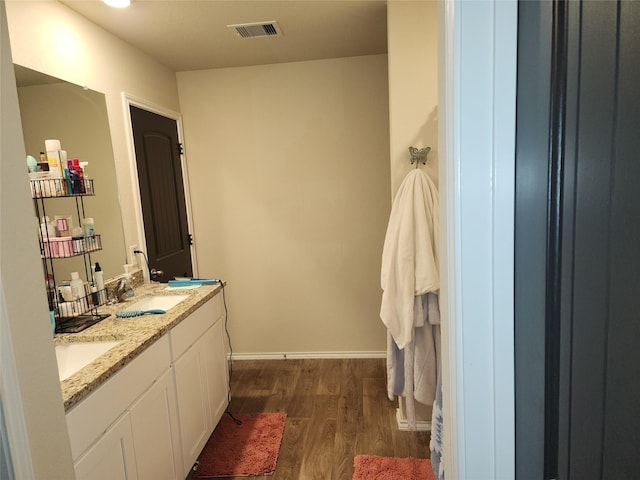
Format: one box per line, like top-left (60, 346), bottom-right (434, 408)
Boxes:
top-left (72, 159), bottom-right (86, 194)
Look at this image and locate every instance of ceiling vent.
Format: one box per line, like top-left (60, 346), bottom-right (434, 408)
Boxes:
top-left (228, 21), bottom-right (282, 39)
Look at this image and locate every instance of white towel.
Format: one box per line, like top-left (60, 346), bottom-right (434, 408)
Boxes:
top-left (380, 169), bottom-right (439, 349)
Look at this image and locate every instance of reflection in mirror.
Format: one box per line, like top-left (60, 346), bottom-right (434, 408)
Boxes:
top-left (14, 64), bottom-right (126, 284)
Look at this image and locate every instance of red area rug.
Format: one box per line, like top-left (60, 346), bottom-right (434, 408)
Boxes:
top-left (195, 413), bottom-right (287, 478)
top-left (353, 455), bottom-right (436, 480)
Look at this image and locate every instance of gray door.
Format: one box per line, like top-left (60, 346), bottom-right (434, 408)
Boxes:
top-left (130, 106), bottom-right (193, 281)
top-left (516, 1), bottom-right (640, 478)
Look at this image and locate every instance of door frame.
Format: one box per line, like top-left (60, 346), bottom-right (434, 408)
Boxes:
top-left (439, 0), bottom-right (518, 478)
top-left (514, 1), bottom-right (561, 477)
top-left (121, 93), bottom-right (198, 279)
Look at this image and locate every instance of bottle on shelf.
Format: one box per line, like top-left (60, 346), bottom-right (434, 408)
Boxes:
top-left (82, 217), bottom-right (95, 237)
top-left (72, 158), bottom-right (86, 194)
top-left (63, 166), bottom-right (72, 195)
top-left (38, 152), bottom-right (49, 172)
top-left (91, 285), bottom-right (99, 306)
top-left (80, 161), bottom-right (93, 194)
top-left (26, 155), bottom-right (38, 173)
top-left (45, 139), bottom-right (64, 179)
top-left (40, 216), bottom-right (55, 241)
top-left (82, 218), bottom-right (95, 250)
top-left (70, 272), bottom-right (87, 314)
top-left (94, 262), bottom-right (105, 304)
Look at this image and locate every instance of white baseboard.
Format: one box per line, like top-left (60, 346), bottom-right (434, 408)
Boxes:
top-left (396, 408), bottom-right (432, 432)
top-left (230, 351), bottom-right (386, 360)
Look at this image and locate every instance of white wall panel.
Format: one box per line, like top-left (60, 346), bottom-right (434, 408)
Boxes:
top-left (440, 0), bottom-right (517, 478)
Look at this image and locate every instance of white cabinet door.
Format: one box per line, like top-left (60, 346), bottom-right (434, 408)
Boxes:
top-left (129, 369), bottom-right (183, 480)
top-left (74, 412), bottom-right (138, 480)
top-left (66, 336), bottom-right (172, 462)
top-left (203, 318), bottom-right (229, 429)
top-left (174, 338), bottom-right (211, 476)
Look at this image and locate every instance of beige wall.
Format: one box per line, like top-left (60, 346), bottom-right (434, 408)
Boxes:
top-left (6, 0), bottom-right (181, 261)
top-left (177, 55), bottom-right (391, 354)
top-left (1, 4), bottom-right (75, 478)
top-left (388, 0), bottom-right (439, 195)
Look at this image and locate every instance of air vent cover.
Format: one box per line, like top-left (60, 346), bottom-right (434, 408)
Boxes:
top-left (228, 21), bottom-right (282, 38)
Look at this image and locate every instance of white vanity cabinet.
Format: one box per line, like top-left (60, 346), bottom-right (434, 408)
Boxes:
top-left (72, 361), bottom-right (183, 480)
top-left (170, 293), bottom-right (228, 477)
top-left (67, 335), bottom-right (175, 480)
top-left (65, 292), bottom-right (227, 480)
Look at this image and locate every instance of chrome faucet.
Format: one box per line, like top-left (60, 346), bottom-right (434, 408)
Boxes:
top-left (115, 276), bottom-right (135, 303)
top-left (150, 268), bottom-right (164, 281)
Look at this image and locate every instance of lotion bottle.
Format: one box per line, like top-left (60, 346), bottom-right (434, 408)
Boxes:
top-left (70, 272), bottom-right (86, 314)
top-left (45, 139), bottom-right (63, 178)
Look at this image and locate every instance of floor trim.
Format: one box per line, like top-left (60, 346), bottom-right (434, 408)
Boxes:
top-left (231, 351), bottom-right (386, 360)
top-left (396, 409), bottom-right (432, 432)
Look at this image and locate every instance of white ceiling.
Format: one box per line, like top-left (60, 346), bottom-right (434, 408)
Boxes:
top-left (59, 0), bottom-right (388, 72)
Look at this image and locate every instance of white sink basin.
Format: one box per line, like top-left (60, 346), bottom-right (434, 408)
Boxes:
top-left (122, 294), bottom-right (188, 313)
top-left (55, 341), bottom-right (120, 381)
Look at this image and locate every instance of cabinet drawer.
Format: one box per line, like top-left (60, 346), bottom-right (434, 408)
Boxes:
top-left (170, 294), bottom-right (222, 360)
top-left (66, 335), bottom-right (171, 460)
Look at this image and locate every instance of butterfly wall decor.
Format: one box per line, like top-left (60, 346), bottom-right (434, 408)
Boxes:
top-left (409, 146), bottom-right (431, 167)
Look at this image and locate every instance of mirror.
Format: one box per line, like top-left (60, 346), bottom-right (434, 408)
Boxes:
top-left (14, 64), bottom-right (126, 284)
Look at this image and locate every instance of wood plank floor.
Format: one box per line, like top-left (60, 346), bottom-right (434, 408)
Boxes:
top-left (190, 358), bottom-right (430, 480)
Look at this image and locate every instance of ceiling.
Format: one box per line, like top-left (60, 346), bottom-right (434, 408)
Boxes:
top-left (59, 0), bottom-right (388, 72)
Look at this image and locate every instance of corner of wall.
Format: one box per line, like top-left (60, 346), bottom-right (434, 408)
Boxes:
top-left (387, 0), bottom-right (439, 198)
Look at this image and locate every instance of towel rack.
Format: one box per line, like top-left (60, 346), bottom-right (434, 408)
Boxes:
top-left (409, 146), bottom-right (431, 168)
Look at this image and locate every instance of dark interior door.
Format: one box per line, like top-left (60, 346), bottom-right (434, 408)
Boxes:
top-left (516, 1), bottom-right (640, 478)
top-left (130, 105), bottom-right (193, 281)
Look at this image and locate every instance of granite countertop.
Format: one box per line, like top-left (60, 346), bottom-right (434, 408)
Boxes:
top-left (55, 282), bottom-right (222, 411)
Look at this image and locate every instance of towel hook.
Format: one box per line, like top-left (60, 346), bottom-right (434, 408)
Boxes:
top-left (409, 146), bottom-right (431, 168)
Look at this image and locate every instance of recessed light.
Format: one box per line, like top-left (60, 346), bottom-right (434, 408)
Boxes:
top-left (102, 0), bottom-right (131, 8)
